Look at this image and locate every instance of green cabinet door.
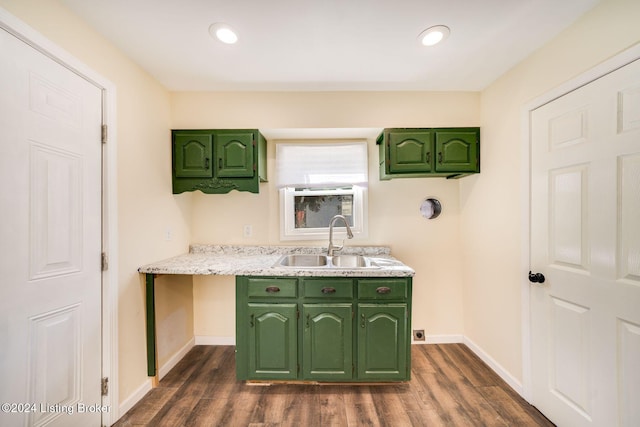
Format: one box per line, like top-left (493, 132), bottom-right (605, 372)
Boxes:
top-left (388, 130), bottom-right (433, 174)
top-left (435, 129), bottom-right (479, 173)
top-left (215, 132), bottom-right (254, 178)
top-left (247, 303), bottom-right (298, 380)
top-left (173, 133), bottom-right (213, 178)
top-left (357, 304), bottom-right (408, 380)
top-left (302, 303), bottom-right (353, 380)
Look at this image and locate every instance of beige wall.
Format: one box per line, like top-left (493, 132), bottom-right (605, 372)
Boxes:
top-left (171, 91), bottom-right (480, 341)
top-left (462, 0), bottom-right (640, 384)
top-left (0, 0), bottom-right (194, 405)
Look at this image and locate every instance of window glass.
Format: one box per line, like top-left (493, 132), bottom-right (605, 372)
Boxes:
top-left (294, 194), bottom-right (354, 229)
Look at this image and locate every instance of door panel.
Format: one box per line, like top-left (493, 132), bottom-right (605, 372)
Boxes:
top-left (28, 305), bottom-right (82, 426)
top-left (548, 166), bottom-right (589, 270)
top-left (549, 297), bottom-right (590, 418)
top-left (388, 131), bottom-right (432, 173)
top-left (618, 319), bottom-right (640, 426)
top-left (29, 143), bottom-right (83, 279)
top-left (530, 58), bottom-right (640, 427)
top-left (0, 28), bottom-right (103, 427)
top-left (174, 133), bottom-right (213, 178)
top-left (302, 304), bottom-right (353, 380)
top-left (434, 130), bottom-right (478, 172)
top-left (618, 154), bottom-right (640, 281)
top-left (247, 303), bottom-right (297, 380)
top-left (357, 304), bottom-right (407, 380)
top-left (215, 132), bottom-right (254, 177)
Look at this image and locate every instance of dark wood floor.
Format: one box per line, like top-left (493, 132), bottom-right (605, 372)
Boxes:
top-left (113, 344), bottom-right (554, 426)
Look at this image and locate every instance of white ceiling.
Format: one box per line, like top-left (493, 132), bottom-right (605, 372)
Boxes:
top-left (59, 0), bottom-right (600, 92)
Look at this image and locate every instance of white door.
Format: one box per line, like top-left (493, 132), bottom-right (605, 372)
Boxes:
top-left (530, 58), bottom-right (640, 426)
top-left (0, 27), bottom-right (103, 427)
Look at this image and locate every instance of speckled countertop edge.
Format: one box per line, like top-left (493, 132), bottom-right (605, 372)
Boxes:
top-left (138, 245), bottom-right (414, 277)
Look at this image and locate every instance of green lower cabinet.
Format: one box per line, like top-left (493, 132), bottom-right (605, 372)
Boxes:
top-left (302, 303), bottom-right (353, 380)
top-left (357, 304), bottom-right (408, 380)
top-left (247, 303), bottom-right (298, 380)
top-left (236, 276), bottom-right (411, 382)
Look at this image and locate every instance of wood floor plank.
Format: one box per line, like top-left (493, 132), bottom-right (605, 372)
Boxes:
top-left (275, 385), bottom-right (320, 427)
top-left (343, 386), bottom-right (380, 426)
top-left (113, 345), bottom-right (554, 427)
top-left (116, 387), bottom-right (178, 425)
top-left (480, 386), bottom-right (555, 427)
top-left (159, 345), bottom-right (217, 389)
top-left (438, 343), bottom-right (502, 388)
top-left (369, 386), bottom-right (416, 426)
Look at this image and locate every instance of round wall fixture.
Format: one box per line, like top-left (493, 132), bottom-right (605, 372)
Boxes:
top-left (419, 198), bottom-right (442, 219)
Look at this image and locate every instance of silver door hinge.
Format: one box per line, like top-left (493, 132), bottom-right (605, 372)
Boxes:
top-left (101, 252), bottom-right (109, 271)
top-left (101, 124), bottom-right (108, 144)
top-left (101, 377), bottom-right (109, 396)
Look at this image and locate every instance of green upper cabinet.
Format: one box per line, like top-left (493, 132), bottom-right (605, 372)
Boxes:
top-left (172, 129), bottom-right (267, 194)
top-left (378, 127), bottom-right (479, 179)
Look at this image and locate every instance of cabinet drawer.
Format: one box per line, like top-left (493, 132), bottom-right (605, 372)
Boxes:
top-left (302, 279), bottom-right (353, 298)
top-left (357, 279), bottom-right (407, 300)
top-left (247, 278), bottom-right (297, 298)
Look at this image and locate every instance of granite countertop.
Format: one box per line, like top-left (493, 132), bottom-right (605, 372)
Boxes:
top-left (138, 244), bottom-right (415, 277)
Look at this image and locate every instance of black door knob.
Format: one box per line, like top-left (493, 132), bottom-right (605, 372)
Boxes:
top-left (528, 271), bottom-right (546, 284)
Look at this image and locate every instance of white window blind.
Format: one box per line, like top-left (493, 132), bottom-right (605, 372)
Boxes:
top-left (276, 142), bottom-right (368, 188)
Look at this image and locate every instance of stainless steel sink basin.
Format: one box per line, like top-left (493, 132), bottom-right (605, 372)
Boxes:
top-left (276, 254), bottom-right (328, 267)
top-left (273, 254), bottom-right (378, 269)
top-left (330, 255), bottom-right (370, 268)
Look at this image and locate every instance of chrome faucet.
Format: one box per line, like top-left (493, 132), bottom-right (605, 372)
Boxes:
top-left (327, 215), bottom-right (354, 256)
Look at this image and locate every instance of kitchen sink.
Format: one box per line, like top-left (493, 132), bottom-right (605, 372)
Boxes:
top-left (273, 254), bottom-right (378, 269)
top-left (276, 254), bottom-right (328, 267)
top-left (330, 255), bottom-right (370, 268)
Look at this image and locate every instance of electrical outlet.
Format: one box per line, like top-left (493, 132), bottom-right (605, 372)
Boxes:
top-left (243, 224), bottom-right (253, 238)
top-left (413, 329), bottom-right (425, 341)
top-left (165, 228), bottom-right (172, 241)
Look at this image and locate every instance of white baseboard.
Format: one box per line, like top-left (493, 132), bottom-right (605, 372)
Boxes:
top-left (462, 336), bottom-right (523, 395)
top-left (118, 337), bottom-right (195, 421)
top-left (195, 335), bottom-right (235, 345)
top-left (416, 334), bottom-right (523, 396)
top-left (158, 337), bottom-right (196, 380)
top-left (118, 378), bottom-right (152, 418)
top-left (420, 334), bottom-right (464, 344)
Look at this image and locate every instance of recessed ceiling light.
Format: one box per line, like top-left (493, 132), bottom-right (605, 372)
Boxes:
top-left (209, 23), bottom-right (238, 44)
top-left (418, 25), bottom-right (450, 47)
